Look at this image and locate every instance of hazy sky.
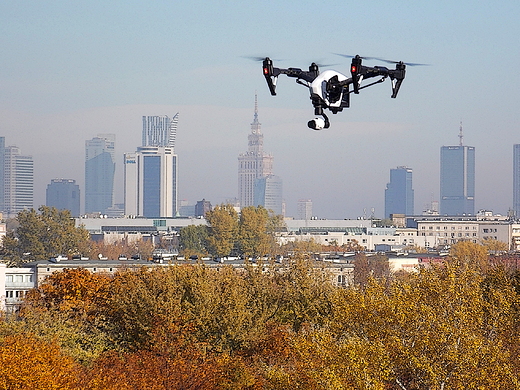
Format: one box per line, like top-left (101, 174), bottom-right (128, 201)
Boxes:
top-left (1, 1), bottom-right (519, 219)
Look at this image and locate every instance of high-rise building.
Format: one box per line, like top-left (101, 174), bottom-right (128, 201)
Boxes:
top-left (85, 134), bottom-right (115, 214)
top-left (254, 174), bottom-right (283, 215)
top-left (0, 137), bottom-right (5, 213)
top-left (4, 145), bottom-right (33, 217)
top-left (238, 96), bottom-right (274, 208)
top-left (384, 166), bottom-right (414, 218)
top-left (124, 115), bottom-right (179, 218)
top-left (440, 125), bottom-right (475, 215)
top-left (297, 199), bottom-right (313, 220)
top-left (46, 179), bottom-right (80, 217)
top-left (513, 144), bottom-right (520, 217)
top-left (195, 199), bottom-right (212, 217)
top-left (142, 114), bottom-right (178, 147)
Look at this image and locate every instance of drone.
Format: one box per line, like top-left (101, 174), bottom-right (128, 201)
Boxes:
top-left (262, 54), bottom-right (424, 130)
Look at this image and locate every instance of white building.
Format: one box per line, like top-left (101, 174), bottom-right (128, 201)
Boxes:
top-left (4, 145), bottom-right (33, 217)
top-left (124, 146), bottom-right (178, 218)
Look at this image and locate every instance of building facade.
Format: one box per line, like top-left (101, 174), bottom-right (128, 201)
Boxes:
top-left (142, 114), bottom-right (178, 147)
top-left (513, 144), bottom-right (520, 217)
top-left (297, 199), bottom-right (313, 220)
top-left (238, 97), bottom-right (274, 208)
top-left (440, 145), bottom-right (475, 215)
top-left (85, 134), bottom-right (115, 214)
top-left (254, 174), bottom-right (283, 215)
top-left (124, 147), bottom-right (177, 218)
top-left (385, 166), bottom-right (414, 218)
top-left (46, 179), bottom-right (80, 217)
top-left (4, 145), bottom-right (33, 217)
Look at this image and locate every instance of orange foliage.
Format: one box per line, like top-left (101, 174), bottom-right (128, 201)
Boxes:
top-left (24, 268), bottom-right (111, 315)
top-left (0, 334), bottom-right (79, 390)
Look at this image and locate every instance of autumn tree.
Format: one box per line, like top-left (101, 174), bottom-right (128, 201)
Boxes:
top-left (0, 334), bottom-right (80, 389)
top-left (353, 253), bottom-right (390, 286)
top-left (205, 204), bottom-right (239, 257)
top-left (237, 206), bottom-right (272, 258)
top-left (1, 206), bottom-right (90, 265)
top-left (448, 239), bottom-right (489, 271)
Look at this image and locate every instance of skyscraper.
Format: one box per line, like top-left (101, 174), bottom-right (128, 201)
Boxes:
top-left (297, 199), bottom-right (313, 220)
top-left (0, 137), bottom-right (5, 213)
top-left (142, 114), bottom-right (178, 147)
top-left (46, 179), bottom-right (80, 217)
top-left (513, 144), bottom-right (520, 217)
top-left (254, 174), bottom-right (283, 215)
top-left (85, 134), bottom-right (115, 214)
top-left (238, 96), bottom-right (274, 208)
top-left (124, 115), bottom-right (179, 218)
top-left (384, 166), bottom-right (414, 218)
top-left (440, 125), bottom-right (475, 215)
top-left (4, 145), bottom-right (33, 217)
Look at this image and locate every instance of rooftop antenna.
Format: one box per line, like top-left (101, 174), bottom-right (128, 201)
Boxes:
top-left (458, 121), bottom-right (463, 146)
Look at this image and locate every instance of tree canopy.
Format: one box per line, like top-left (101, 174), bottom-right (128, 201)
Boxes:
top-left (1, 206), bottom-right (90, 266)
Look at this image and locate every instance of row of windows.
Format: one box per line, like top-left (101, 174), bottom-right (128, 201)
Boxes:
top-left (421, 225), bottom-right (477, 230)
top-left (421, 232), bottom-right (478, 237)
top-left (5, 274), bottom-right (33, 283)
top-left (5, 290), bottom-right (27, 298)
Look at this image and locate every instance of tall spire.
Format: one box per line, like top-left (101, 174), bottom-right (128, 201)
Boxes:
top-left (251, 92), bottom-right (261, 134)
top-left (458, 121), bottom-right (464, 146)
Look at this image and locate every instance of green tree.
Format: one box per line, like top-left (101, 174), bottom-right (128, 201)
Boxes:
top-left (1, 206), bottom-right (90, 265)
top-left (179, 224), bottom-right (209, 257)
top-left (205, 204), bottom-right (239, 257)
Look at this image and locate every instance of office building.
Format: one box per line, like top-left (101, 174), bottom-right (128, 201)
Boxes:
top-left (385, 166), bottom-right (414, 218)
top-left (513, 144), bottom-right (520, 217)
top-left (0, 137), bottom-right (5, 213)
top-left (124, 147), bottom-right (177, 218)
top-left (124, 115), bottom-right (179, 218)
top-left (238, 96), bottom-right (274, 208)
top-left (440, 126), bottom-right (475, 215)
top-left (297, 199), bottom-right (313, 220)
top-left (4, 145), bottom-right (33, 217)
top-left (142, 114), bottom-right (178, 147)
top-left (195, 199), bottom-right (212, 217)
top-left (85, 134), bottom-right (115, 214)
top-left (46, 179), bottom-right (80, 217)
top-left (254, 174), bottom-right (283, 215)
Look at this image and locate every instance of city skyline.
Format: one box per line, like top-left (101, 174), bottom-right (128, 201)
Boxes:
top-left (1, 2), bottom-right (519, 219)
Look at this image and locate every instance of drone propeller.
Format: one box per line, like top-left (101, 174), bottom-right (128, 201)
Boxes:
top-left (333, 53), bottom-right (379, 61)
top-left (242, 55), bottom-right (283, 62)
top-left (333, 53), bottom-right (429, 67)
top-left (371, 57), bottom-right (430, 67)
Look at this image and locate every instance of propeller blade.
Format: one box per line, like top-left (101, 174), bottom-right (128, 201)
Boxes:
top-left (333, 53), bottom-right (379, 61)
top-left (371, 57), bottom-right (430, 66)
top-left (242, 56), bottom-right (283, 62)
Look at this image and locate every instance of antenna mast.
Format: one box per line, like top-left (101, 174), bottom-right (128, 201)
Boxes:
top-left (458, 121), bottom-right (463, 146)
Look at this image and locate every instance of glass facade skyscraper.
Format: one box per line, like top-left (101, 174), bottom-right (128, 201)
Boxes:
top-left (440, 145), bottom-right (475, 215)
top-left (4, 145), bottom-right (33, 217)
top-left (85, 134), bottom-right (115, 214)
top-left (384, 166), bottom-right (414, 218)
top-left (513, 144), bottom-right (520, 217)
top-left (254, 174), bottom-right (283, 215)
top-left (46, 179), bottom-right (80, 217)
